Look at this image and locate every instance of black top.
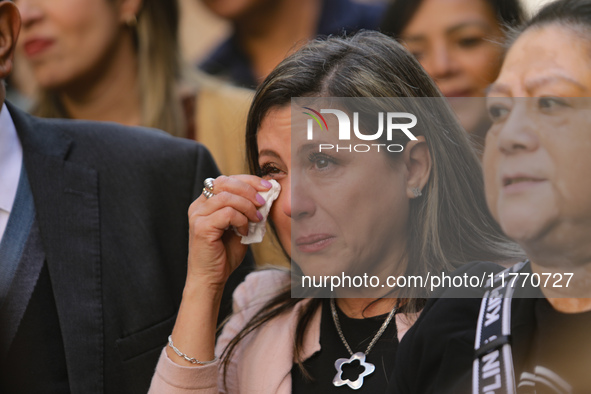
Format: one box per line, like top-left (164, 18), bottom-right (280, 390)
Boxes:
top-left (517, 298), bottom-right (591, 393)
top-left (292, 299), bottom-right (398, 393)
top-left (389, 261), bottom-right (591, 394)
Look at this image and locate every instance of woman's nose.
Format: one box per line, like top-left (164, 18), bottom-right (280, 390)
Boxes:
top-left (497, 104), bottom-right (540, 155)
top-left (425, 44), bottom-right (458, 80)
top-left (288, 174), bottom-right (316, 220)
top-left (281, 179), bottom-right (292, 218)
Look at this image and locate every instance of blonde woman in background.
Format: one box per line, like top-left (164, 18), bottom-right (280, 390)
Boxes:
top-left (14, 0), bottom-right (251, 177)
top-left (15, 0), bottom-right (285, 265)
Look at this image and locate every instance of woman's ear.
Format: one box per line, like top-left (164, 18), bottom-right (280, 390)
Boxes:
top-left (0, 1), bottom-right (21, 80)
top-left (403, 136), bottom-right (431, 199)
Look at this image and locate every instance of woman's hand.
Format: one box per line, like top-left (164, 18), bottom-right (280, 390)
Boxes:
top-left (165, 175), bottom-right (272, 368)
top-left (186, 175), bottom-right (272, 290)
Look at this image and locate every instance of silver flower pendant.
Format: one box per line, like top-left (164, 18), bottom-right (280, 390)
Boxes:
top-left (332, 352), bottom-right (375, 390)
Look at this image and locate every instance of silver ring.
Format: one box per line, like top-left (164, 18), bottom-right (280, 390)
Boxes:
top-left (202, 188), bottom-right (215, 199)
top-left (204, 177), bottom-right (215, 192)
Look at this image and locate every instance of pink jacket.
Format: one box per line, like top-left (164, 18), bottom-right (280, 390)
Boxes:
top-left (149, 270), bottom-right (417, 393)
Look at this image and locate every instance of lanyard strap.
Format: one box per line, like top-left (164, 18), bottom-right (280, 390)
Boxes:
top-left (473, 261), bottom-right (526, 394)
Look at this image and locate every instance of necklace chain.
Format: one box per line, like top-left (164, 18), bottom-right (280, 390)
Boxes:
top-left (330, 298), bottom-right (398, 357)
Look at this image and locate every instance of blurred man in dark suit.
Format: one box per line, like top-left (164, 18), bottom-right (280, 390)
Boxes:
top-left (0, 1), bottom-right (251, 392)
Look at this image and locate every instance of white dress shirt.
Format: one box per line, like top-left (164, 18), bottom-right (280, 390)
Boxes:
top-left (0, 103), bottom-right (22, 244)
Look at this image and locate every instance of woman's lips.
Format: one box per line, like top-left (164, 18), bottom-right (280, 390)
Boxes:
top-left (502, 175), bottom-right (547, 194)
top-left (295, 234), bottom-right (336, 253)
top-left (23, 38), bottom-right (55, 57)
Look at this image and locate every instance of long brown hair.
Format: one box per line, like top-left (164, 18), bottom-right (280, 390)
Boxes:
top-left (33, 0), bottom-right (185, 137)
top-left (223, 30), bottom-right (522, 382)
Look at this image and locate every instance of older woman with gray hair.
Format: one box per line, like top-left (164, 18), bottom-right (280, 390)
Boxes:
top-left (390, 1), bottom-right (591, 392)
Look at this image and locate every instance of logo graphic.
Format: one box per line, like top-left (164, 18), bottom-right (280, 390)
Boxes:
top-left (302, 107), bottom-right (329, 136)
top-left (304, 108), bottom-right (418, 141)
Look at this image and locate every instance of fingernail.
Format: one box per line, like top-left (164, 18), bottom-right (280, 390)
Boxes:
top-left (256, 211), bottom-right (264, 221)
top-left (256, 194), bottom-right (266, 205)
top-left (261, 179), bottom-right (272, 188)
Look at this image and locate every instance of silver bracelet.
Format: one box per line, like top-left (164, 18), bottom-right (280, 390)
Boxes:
top-left (167, 335), bottom-right (218, 365)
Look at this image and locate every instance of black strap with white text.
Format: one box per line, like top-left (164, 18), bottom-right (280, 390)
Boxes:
top-left (473, 261), bottom-right (526, 394)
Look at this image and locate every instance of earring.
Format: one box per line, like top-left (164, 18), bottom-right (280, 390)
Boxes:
top-left (126, 15), bottom-right (138, 28)
top-left (412, 188), bottom-right (422, 198)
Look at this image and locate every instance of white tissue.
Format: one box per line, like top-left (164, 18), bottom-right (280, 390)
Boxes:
top-left (235, 179), bottom-right (281, 244)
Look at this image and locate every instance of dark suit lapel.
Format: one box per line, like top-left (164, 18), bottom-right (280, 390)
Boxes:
top-left (0, 220), bottom-right (45, 360)
top-left (10, 103), bottom-right (104, 394)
